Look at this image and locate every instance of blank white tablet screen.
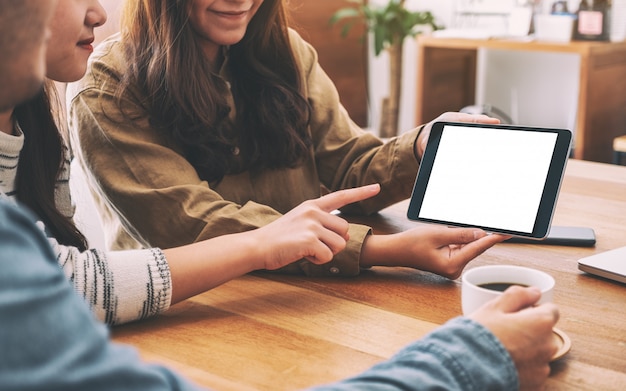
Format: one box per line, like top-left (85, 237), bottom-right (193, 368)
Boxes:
top-left (418, 125), bottom-right (558, 233)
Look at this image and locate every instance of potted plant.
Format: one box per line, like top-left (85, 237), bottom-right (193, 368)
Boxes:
top-left (331, 0), bottom-right (439, 138)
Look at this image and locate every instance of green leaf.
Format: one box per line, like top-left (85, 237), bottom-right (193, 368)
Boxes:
top-left (362, 6), bottom-right (376, 22)
top-left (329, 7), bottom-right (360, 25)
top-left (340, 22), bottom-right (354, 38)
top-left (373, 25), bottom-right (385, 56)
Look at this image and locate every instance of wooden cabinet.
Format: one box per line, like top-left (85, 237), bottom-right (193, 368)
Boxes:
top-left (289, 1), bottom-right (369, 127)
top-left (419, 47), bottom-right (476, 125)
top-left (416, 36), bottom-right (626, 163)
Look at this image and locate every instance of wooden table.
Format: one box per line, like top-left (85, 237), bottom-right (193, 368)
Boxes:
top-left (415, 36), bottom-right (626, 164)
top-left (112, 159), bottom-right (626, 390)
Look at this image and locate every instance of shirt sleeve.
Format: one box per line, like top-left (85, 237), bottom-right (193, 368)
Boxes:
top-left (45, 230), bottom-right (172, 326)
top-left (0, 200), bottom-right (204, 391)
top-left (308, 317), bottom-right (519, 391)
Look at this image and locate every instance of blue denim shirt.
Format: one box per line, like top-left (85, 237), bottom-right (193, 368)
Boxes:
top-left (0, 200), bottom-right (517, 391)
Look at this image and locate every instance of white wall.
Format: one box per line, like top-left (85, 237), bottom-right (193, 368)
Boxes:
top-left (476, 49), bottom-right (579, 130)
top-left (368, 0), bottom-right (584, 135)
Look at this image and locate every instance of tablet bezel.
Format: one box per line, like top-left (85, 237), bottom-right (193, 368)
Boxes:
top-left (407, 121), bottom-right (572, 239)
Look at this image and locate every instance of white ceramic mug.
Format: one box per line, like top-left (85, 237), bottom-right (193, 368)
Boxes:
top-left (461, 265), bottom-right (555, 315)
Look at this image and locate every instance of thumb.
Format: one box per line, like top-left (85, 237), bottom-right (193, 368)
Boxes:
top-left (436, 227), bottom-right (487, 246)
top-left (493, 286), bottom-right (542, 313)
top-left (314, 184), bottom-right (380, 212)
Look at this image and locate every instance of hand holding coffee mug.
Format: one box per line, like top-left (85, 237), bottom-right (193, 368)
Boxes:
top-left (462, 264), bottom-right (571, 362)
top-left (461, 265), bottom-right (555, 315)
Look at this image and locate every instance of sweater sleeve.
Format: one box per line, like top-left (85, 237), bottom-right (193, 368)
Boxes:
top-left (45, 230), bottom-right (172, 325)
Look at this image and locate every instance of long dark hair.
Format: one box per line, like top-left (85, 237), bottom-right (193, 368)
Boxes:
top-left (117, 0), bottom-right (312, 183)
top-left (13, 82), bottom-right (88, 251)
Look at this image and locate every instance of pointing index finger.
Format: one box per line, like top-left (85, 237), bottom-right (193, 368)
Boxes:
top-left (315, 184), bottom-right (381, 212)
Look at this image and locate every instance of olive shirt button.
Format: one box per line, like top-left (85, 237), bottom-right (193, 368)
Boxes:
top-left (329, 267), bottom-right (340, 274)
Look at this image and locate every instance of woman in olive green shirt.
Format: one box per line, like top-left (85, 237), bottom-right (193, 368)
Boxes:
top-left (68, 0), bottom-right (504, 279)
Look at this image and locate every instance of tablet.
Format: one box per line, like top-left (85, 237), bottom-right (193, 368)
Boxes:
top-left (407, 121), bottom-right (572, 239)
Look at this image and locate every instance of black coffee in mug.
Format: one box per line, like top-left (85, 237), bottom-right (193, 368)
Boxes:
top-left (477, 282), bottom-right (530, 292)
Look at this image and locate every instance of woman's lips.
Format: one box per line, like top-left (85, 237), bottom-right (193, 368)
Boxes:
top-left (77, 37), bottom-right (94, 51)
top-left (214, 9), bottom-right (248, 19)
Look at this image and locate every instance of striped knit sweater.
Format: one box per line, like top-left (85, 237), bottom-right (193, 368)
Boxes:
top-left (0, 125), bottom-right (172, 325)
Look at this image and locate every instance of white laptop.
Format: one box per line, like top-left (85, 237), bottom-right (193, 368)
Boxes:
top-left (578, 246), bottom-right (626, 284)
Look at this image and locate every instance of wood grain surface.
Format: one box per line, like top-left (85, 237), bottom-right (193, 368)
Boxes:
top-left (113, 159), bottom-right (626, 390)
